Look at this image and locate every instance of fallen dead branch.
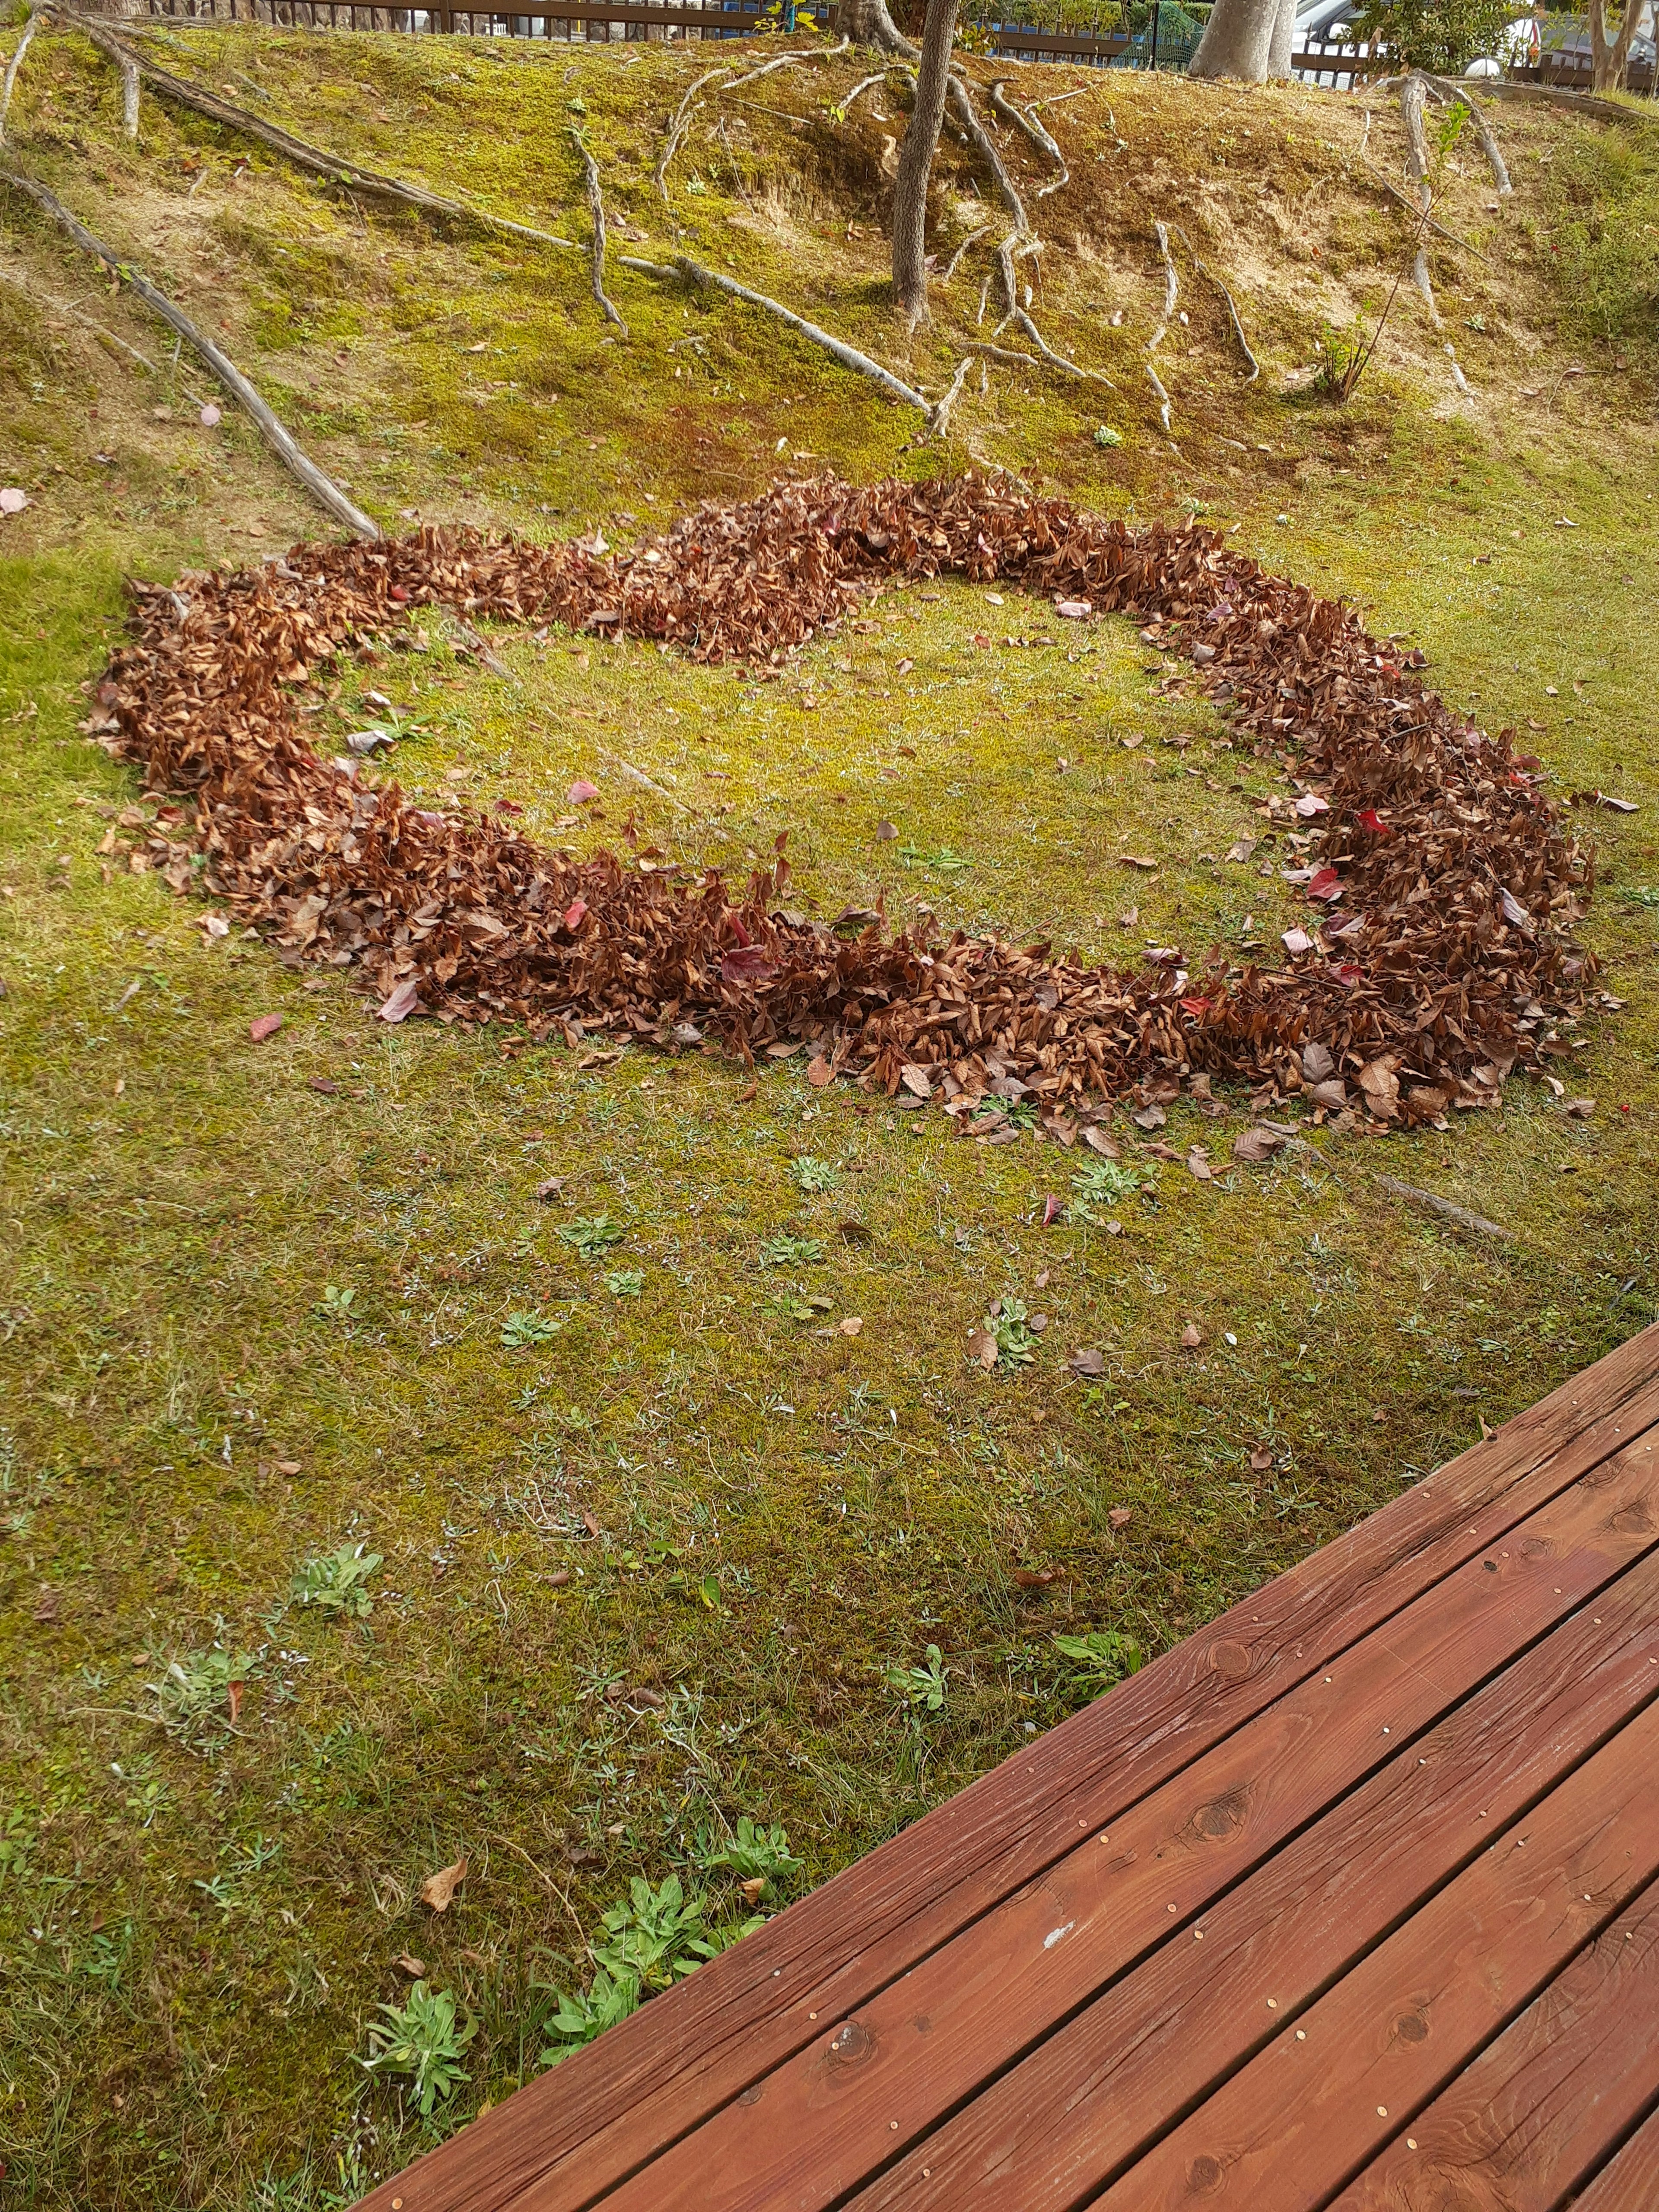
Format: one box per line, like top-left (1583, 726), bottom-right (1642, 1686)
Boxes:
top-left (2, 164), bottom-right (378, 538)
top-left (620, 253), bottom-right (930, 414)
top-left (1354, 126), bottom-right (1488, 260)
top-left (570, 131), bottom-right (625, 334)
top-left (93, 474), bottom-right (1596, 1132)
top-left (72, 19), bottom-right (582, 257)
top-left (1373, 1176), bottom-right (1515, 1242)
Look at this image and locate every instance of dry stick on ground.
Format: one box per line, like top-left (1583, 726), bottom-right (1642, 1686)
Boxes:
top-left (0, 258), bottom-right (210, 397)
top-left (619, 251), bottom-right (932, 414)
top-left (1398, 72), bottom-right (1441, 324)
top-left (656, 64), bottom-right (730, 201)
top-left (1163, 218), bottom-right (1259, 382)
top-left (73, 20), bottom-right (581, 255)
top-left (988, 80), bottom-right (1068, 199)
top-left (569, 130), bottom-right (625, 334)
top-left (1374, 1175), bottom-right (1515, 1242)
top-left (0, 6), bottom-right (43, 147)
top-left (1, 165), bottom-right (378, 539)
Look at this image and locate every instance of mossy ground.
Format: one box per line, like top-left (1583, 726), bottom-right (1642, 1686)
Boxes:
top-left (1, 19), bottom-right (1658, 2206)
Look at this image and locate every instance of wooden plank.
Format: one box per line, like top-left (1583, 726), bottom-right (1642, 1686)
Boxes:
top-left (1570, 2106), bottom-right (1659, 2212)
top-left (852, 1547), bottom-right (1659, 2212)
top-left (359, 1327), bottom-right (1659, 2212)
top-left (1097, 1697), bottom-right (1659, 2209)
top-left (982, 30), bottom-right (1127, 57)
top-left (1331, 1874), bottom-right (1659, 2210)
top-left (565, 1432), bottom-right (1659, 2212)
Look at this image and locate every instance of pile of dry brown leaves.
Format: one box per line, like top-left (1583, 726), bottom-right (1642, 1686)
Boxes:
top-left (88, 472), bottom-right (1598, 1135)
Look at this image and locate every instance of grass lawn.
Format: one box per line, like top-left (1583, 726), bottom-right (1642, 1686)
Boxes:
top-left (1, 21), bottom-right (1657, 2204)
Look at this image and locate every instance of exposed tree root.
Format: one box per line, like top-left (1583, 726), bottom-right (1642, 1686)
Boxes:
top-left (0, 5), bottom-right (42, 147)
top-left (833, 69), bottom-right (892, 120)
top-left (1147, 217), bottom-right (1179, 351)
top-left (570, 131), bottom-right (625, 335)
top-left (1374, 1176), bottom-right (1514, 1242)
top-left (0, 257), bottom-right (205, 393)
top-left (1145, 359), bottom-right (1171, 432)
top-left (926, 354), bottom-right (972, 438)
top-left (722, 35), bottom-right (849, 94)
top-left (1422, 73), bottom-right (1511, 196)
top-left (69, 18), bottom-right (581, 255)
top-left (1162, 219), bottom-right (1259, 383)
top-left (655, 64), bottom-right (730, 202)
top-left (620, 252), bottom-right (931, 415)
top-left (941, 222), bottom-right (991, 282)
top-left (1, 163), bottom-right (378, 539)
top-left (989, 79), bottom-right (1068, 199)
top-left (1398, 72), bottom-right (1442, 326)
top-left (948, 73), bottom-right (1029, 231)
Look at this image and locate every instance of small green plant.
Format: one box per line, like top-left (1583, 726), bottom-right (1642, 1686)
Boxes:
top-left (695, 1816), bottom-right (803, 1896)
top-left (1312, 320), bottom-right (1367, 400)
top-left (361, 1981), bottom-right (476, 2117)
top-left (539, 1962), bottom-right (641, 2064)
top-left (897, 842), bottom-right (973, 876)
top-left (0, 1807), bottom-right (32, 1876)
top-left (313, 1284), bottom-right (356, 1326)
top-left (789, 1157), bottom-right (838, 1194)
top-left (984, 1297), bottom-right (1039, 1369)
top-left (1053, 1629), bottom-right (1145, 1692)
top-left (760, 1233), bottom-right (825, 1266)
top-left (292, 1542), bottom-right (382, 1620)
top-left (557, 1213), bottom-right (626, 1258)
top-left (501, 1309), bottom-right (562, 1348)
top-left (151, 1646), bottom-right (256, 1749)
top-left (591, 1873), bottom-right (707, 1992)
top-left (1068, 1158), bottom-right (1156, 1223)
top-left (1093, 423), bottom-right (1123, 448)
top-left (1621, 885), bottom-right (1659, 910)
top-left (887, 1644), bottom-right (949, 1714)
top-left (603, 1268), bottom-right (645, 1297)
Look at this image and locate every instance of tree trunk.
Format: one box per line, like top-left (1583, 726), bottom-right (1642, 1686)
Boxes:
top-left (1188, 0), bottom-right (1280, 79)
top-left (1267, 0), bottom-right (1295, 77)
top-left (890, 0), bottom-right (958, 329)
top-left (1589, 0), bottom-right (1641, 92)
top-left (842, 0), bottom-right (914, 50)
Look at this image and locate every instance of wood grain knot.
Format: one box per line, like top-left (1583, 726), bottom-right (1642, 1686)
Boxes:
top-left (1208, 1639), bottom-right (1251, 1681)
top-left (1186, 2152), bottom-right (1225, 2194)
top-left (1611, 1500), bottom-right (1654, 1536)
top-left (826, 2019), bottom-right (876, 2069)
top-left (1191, 1791), bottom-right (1247, 1843)
top-left (1394, 2010), bottom-right (1429, 2044)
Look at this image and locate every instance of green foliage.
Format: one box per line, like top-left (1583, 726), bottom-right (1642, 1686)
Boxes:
top-left (788, 1156), bottom-right (839, 1194)
top-left (556, 1213), bottom-right (627, 1258)
top-left (538, 1963), bottom-right (641, 2063)
top-left (887, 1644), bottom-right (949, 1714)
top-left (694, 1816), bottom-right (803, 1895)
top-left (984, 1297), bottom-right (1039, 1368)
top-left (312, 1284), bottom-right (356, 1326)
top-left (1539, 130), bottom-right (1659, 348)
top-left (1621, 885), bottom-right (1659, 909)
top-left (361, 1982), bottom-right (475, 2117)
top-left (1053, 1629), bottom-right (1145, 1691)
top-left (1093, 424), bottom-right (1123, 448)
top-left (1347, 0), bottom-right (1514, 73)
top-left (1068, 1158), bottom-right (1154, 1222)
top-left (501, 1309), bottom-right (561, 1348)
top-left (291, 1543), bottom-right (382, 1621)
top-left (603, 1268), bottom-right (645, 1297)
top-left (760, 1233), bottom-right (826, 1265)
top-left (150, 1646), bottom-right (257, 1751)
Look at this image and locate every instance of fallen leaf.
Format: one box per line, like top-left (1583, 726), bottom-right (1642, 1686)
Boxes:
top-left (1564, 1096), bottom-right (1596, 1118)
top-left (1012, 1566), bottom-right (1057, 1589)
top-left (1068, 1347), bottom-right (1106, 1376)
top-left (1081, 1126), bottom-right (1121, 1159)
top-left (420, 1856), bottom-right (469, 1913)
top-left (1294, 793), bottom-right (1330, 818)
top-left (1108, 1505), bottom-right (1134, 1529)
top-left (740, 1876), bottom-right (767, 1904)
top-left (535, 1177), bottom-right (565, 1201)
top-left (734, 1081), bottom-right (758, 1105)
top-left (1309, 1077), bottom-right (1348, 1111)
top-left (377, 978), bottom-right (421, 1024)
top-left (875, 820), bottom-right (898, 842)
top-left (1249, 1447), bottom-right (1273, 1473)
top-left (838, 1316), bottom-right (864, 1336)
top-left (563, 897), bottom-right (589, 930)
top-left (1306, 867), bottom-right (1344, 903)
top-left (568, 779), bottom-right (601, 804)
top-left (1301, 1041), bottom-right (1335, 1084)
top-left (248, 1013), bottom-right (283, 1043)
top-left (200, 403), bottom-right (222, 428)
top-left (837, 1219), bottom-right (874, 1244)
top-left (899, 1062), bottom-right (933, 1098)
top-left (308, 1076), bottom-right (340, 1096)
top-left (1042, 1193), bottom-right (1064, 1225)
top-left (1118, 854), bottom-right (1158, 872)
top-left (396, 1953), bottom-right (427, 1977)
top-left (807, 1055), bottom-right (833, 1087)
top-left (1233, 1125), bottom-right (1287, 1163)
top-left (1179, 1322), bottom-right (1203, 1350)
top-left (275, 1459), bottom-right (301, 1476)
top-left (1281, 926), bottom-right (1314, 956)
top-left (32, 1586), bottom-right (59, 1625)
top-left (1131, 1104), bottom-right (1166, 1131)
top-left (1055, 598), bottom-right (1092, 619)
top-left (967, 1328), bottom-right (998, 1369)
top-left (0, 487), bottom-right (29, 515)
top-left (226, 1679), bottom-right (244, 1723)
top-left (1186, 1150), bottom-right (1213, 1181)
top-left (896, 657), bottom-right (914, 676)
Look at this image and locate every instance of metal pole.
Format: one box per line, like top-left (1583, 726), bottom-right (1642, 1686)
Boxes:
top-left (1148, 0), bottom-right (1158, 68)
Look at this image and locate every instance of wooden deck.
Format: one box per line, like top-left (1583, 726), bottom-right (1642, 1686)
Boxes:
top-left (362, 1324), bottom-right (1659, 2212)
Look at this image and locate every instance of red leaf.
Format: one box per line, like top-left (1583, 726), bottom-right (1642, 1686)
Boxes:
top-left (721, 946), bottom-right (777, 984)
top-left (1356, 808), bottom-right (1391, 835)
top-left (1042, 1194), bottom-right (1063, 1226)
top-left (389, 585), bottom-right (410, 604)
top-left (568, 779), bottom-right (601, 805)
top-left (1179, 996), bottom-right (1208, 1018)
top-left (248, 1013), bottom-right (283, 1043)
top-left (1306, 867), bottom-right (1343, 903)
top-left (563, 898), bottom-right (589, 930)
top-left (377, 978), bottom-right (421, 1023)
